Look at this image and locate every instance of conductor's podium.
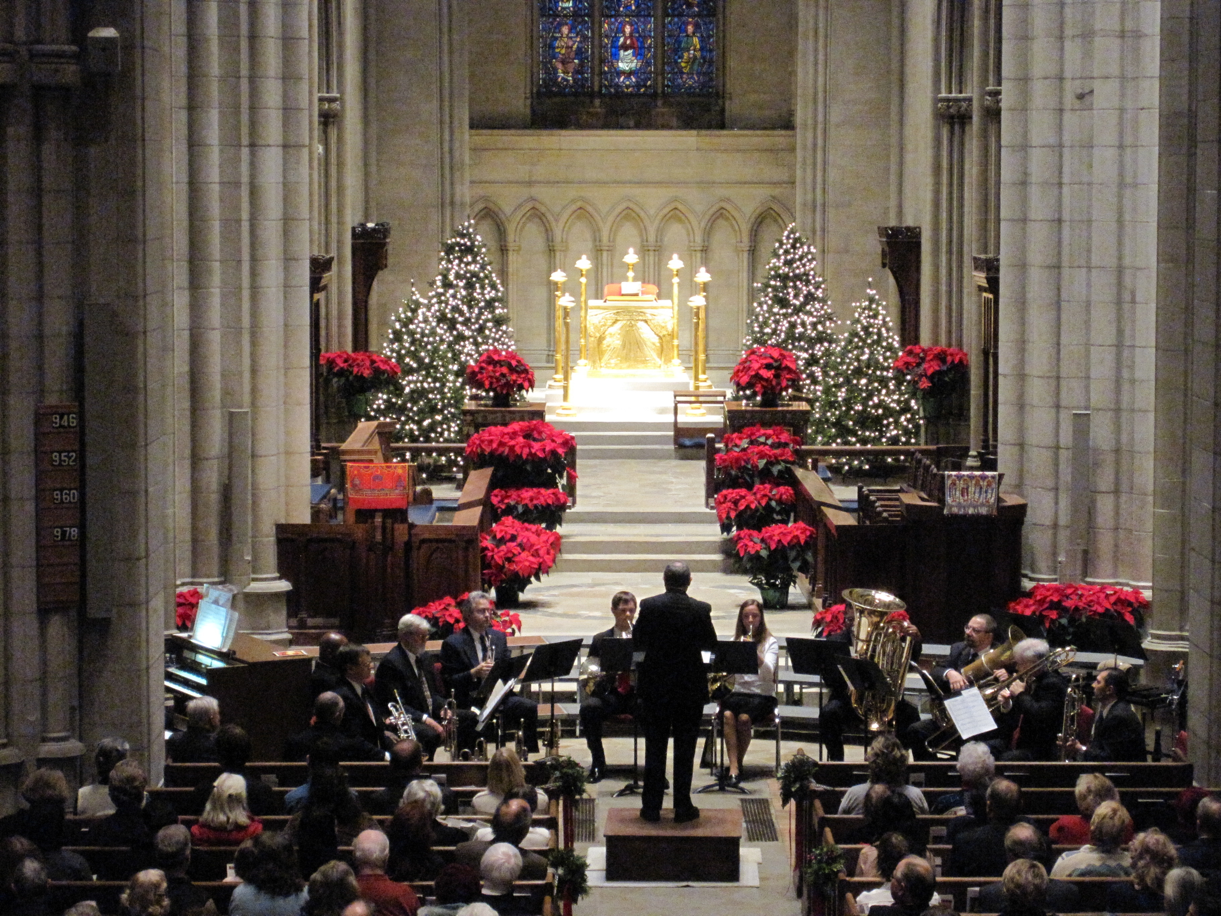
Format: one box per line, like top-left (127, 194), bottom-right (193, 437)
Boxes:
top-left (604, 807), bottom-right (742, 882)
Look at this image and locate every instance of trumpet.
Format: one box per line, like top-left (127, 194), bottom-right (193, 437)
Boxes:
top-left (442, 696), bottom-right (459, 761)
top-left (388, 691), bottom-right (417, 741)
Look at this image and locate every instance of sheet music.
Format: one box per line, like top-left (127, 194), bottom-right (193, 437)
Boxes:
top-left (476, 677), bottom-right (517, 732)
top-left (942, 687), bottom-right (996, 740)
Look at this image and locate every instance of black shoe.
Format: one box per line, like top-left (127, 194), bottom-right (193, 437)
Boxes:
top-left (663, 777), bottom-right (671, 790)
top-left (726, 773), bottom-right (742, 788)
top-left (674, 806), bottom-right (700, 823)
top-left (588, 765), bottom-right (604, 783)
top-left (640, 808), bottom-right (661, 822)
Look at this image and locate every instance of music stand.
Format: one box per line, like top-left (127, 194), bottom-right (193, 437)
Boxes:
top-left (786, 637), bottom-right (851, 761)
top-left (697, 641), bottom-right (758, 795)
top-left (474, 652), bottom-right (533, 740)
top-left (592, 639), bottom-right (644, 797)
top-left (517, 639), bottom-right (584, 758)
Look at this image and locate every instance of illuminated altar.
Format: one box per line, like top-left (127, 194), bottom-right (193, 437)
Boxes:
top-left (587, 283), bottom-right (676, 371)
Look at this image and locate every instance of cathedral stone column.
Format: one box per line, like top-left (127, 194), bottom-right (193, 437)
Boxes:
top-left (794, 0), bottom-right (829, 251)
top-left (999, 2), bottom-right (1157, 590)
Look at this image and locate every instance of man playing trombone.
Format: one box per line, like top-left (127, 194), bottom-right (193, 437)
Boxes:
top-left (993, 638), bottom-right (1069, 760)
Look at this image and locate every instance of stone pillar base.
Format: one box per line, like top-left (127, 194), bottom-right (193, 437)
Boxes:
top-left (237, 575), bottom-right (292, 643)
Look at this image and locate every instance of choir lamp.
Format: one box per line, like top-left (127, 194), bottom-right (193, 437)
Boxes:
top-left (686, 294), bottom-right (707, 417)
top-left (694, 266), bottom-right (713, 390)
top-left (575, 255), bottom-right (591, 371)
top-left (556, 294), bottom-right (577, 417)
top-left (667, 254), bottom-right (684, 368)
top-left (549, 269), bottom-right (567, 388)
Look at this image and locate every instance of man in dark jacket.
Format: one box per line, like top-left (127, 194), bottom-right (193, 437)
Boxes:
top-left (455, 799), bottom-right (548, 879)
top-left (284, 691), bottom-right (386, 763)
top-left (154, 824), bottom-right (214, 916)
top-left (1178, 795), bottom-right (1221, 877)
top-left (906, 615), bottom-right (1001, 759)
top-left (1067, 667), bottom-right (1146, 762)
top-left (947, 778), bottom-right (1026, 877)
top-left (332, 643), bottom-right (392, 752)
top-left (978, 822), bottom-right (1081, 911)
top-left (579, 590), bottom-right (637, 782)
top-left (634, 562), bottom-right (718, 823)
top-left (376, 613), bottom-right (458, 759)
top-left (995, 638), bottom-right (1068, 760)
top-left (870, 856), bottom-right (937, 916)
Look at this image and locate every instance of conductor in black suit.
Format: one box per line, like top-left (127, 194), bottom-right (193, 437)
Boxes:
top-left (634, 562), bottom-right (718, 823)
top-left (1065, 667), bottom-right (1146, 762)
top-left (333, 643), bottom-right (392, 752)
top-left (376, 614), bottom-right (450, 758)
top-left (580, 590), bottom-right (637, 782)
top-left (440, 592), bottom-right (539, 755)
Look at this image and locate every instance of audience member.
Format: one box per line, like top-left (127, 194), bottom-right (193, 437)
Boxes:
top-left (342, 903), bottom-right (375, 916)
top-left (1048, 773), bottom-right (1122, 845)
top-left (470, 748), bottom-right (548, 816)
top-left (63, 903), bottom-right (104, 916)
top-left (837, 736), bottom-right (929, 815)
top-left (285, 692), bottom-right (385, 763)
top-left (368, 739), bottom-right (443, 816)
top-left (228, 832), bottom-right (308, 916)
top-left (303, 860), bottom-right (361, 916)
top-left (2, 856), bottom-right (53, 916)
top-left (0, 769), bottom-right (90, 881)
top-left (1178, 795), bottom-right (1221, 877)
top-left (287, 761), bottom-right (377, 846)
top-left (473, 786), bottom-right (550, 850)
top-left (871, 856), bottom-right (937, 916)
top-left (1164, 866), bottom-right (1206, 916)
top-left (418, 864), bottom-right (481, 916)
top-left (479, 843), bottom-right (531, 915)
top-left (353, 829), bottom-right (420, 916)
top-left (1168, 788), bottom-right (1210, 844)
top-left (312, 632), bottom-right (350, 700)
top-left (1050, 800), bottom-right (1134, 877)
top-left (387, 799), bottom-right (444, 883)
top-left (978, 822), bottom-right (1079, 913)
top-left (856, 833), bottom-right (944, 913)
top-left (166, 696), bottom-right (220, 763)
top-left (930, 742), bottom-right (994, 818)
top-left (948, 778), bottom-right (1025, 877)
top-left (402, 780), bottom-right (468, 846)
top-left (1108, 828), bottom-right (1180, 912)
top-left (856, 794), bottom-right (928, 877)
top-left (454, 905), bottom-right (498, 916)
top-left (190, 773), bottom-right (263, 845)
top-left (153, 825), bottom-right (215, 916)
top-left (90, 761), bottom-right (169, 879)
top-left (190, 724), bottom-right (284, 816)
top-left (455, 799), bottom-right (548, 880)
top-left (120, 869), bottom-right (170, 916)
top-left (77, 737), bottom-right (129, 816)
top-left (296, 809), bottom-right (341, 885)
top-left (998, 859), bottom-right (1049, 916)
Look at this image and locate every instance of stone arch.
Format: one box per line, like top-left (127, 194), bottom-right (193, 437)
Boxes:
top-left (507, 199), bottom-right (557, 251)
top-left (556, 199), bottom-right (604, 248)
top-left (698, 201), bottom-right (747, 250)
top-left (653, 199), bottom-right (700, 248)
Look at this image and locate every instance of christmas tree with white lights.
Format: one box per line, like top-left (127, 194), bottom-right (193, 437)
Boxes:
top-left (823, 283), bottom-right (918, 464)
top-left (429, 221), bottom-right (515, 368)
top-left (743, 224), bottom-right (839, 433)
top-left (376, 286), bottom-right (465, 445)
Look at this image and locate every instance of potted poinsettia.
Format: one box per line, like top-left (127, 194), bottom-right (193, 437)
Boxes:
top-left (714, 483), bottom-right (796, 535)
top-left (723, 425), bottom-right (804, 452)
top-left (733, 522), bottom-right (816, 608)
top-left (466, 349), bottom-right (536, 408)
top-left (714, 442), bottom-right (799, 491)
top-left (1008, 582), bottom-right (1147, 655)
top-left (319, 350), bottom-right (402, 419)
top-left (731, 346), bottom-right (803, 407)
top-left (490, 487), bottom-right (570, 530)
top-left (466, 420), bottom-right (577, 491)
top-left (811, 602), bottom-right (848, 637)
top-left (480, 516), bottom-right (563, 607)
top-left (175, 588), bottom-right (203, 632)
top-left (892, 344), bottom-right (969, 418)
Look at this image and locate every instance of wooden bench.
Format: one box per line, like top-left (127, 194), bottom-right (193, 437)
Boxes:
top-left (831, 843), bottom-right (1099, 876)
top-left (809, 760), bottom-right (1193, 790)
top-left (162, 759), bottom-right (548, 789)
top-left (837, 875), bottom-right (1125, 916)
top-left (814, 785), bottom-right (1192, 816)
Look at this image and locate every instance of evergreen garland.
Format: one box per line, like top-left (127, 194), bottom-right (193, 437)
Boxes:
top-left (743, 224), bottom-right (839, 437)
top-left (430, 220), bottom-right (516, 367)
top-left (822, 283), bottom-right (918, 468)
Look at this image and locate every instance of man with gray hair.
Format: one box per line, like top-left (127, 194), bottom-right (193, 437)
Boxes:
top-left (166, 695), bottom-right (220, 763)
top-left (441, 592), bottom-right (538, 756)
top-left (154, 824), bottom-right (215, 916)
top-left (353, 828), bottom-right (420, 916)
top-left (996, 638), bottom-right (1069, 761)
top-left (480, 843), bottom-right (531, 915)
top-left (931, 741), bottom-right (995, 817)
top-left (403, 779), bottom-right (468, 845)
top-left (284, 691), bottom-right (385, 762)
top-left (377, 613), bottom-right (449, 758)
top-left (977, 822), bottom-right (1081, 912)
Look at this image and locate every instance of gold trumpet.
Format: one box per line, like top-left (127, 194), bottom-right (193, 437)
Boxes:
top-left (442, 696), bottom-right (459, 761)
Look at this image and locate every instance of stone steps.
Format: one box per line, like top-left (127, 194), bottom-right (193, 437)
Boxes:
top-left (554, 552), bottom-right (730, 574)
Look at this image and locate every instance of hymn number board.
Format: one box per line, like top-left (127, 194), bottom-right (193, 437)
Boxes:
top-left (36, 404), bottom-right (83, 610)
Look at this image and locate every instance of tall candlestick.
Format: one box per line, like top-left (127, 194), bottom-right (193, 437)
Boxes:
top-left (695, 267), bottom-right (712, 390)
top-left (575, 255), bottom-right (591, 369)
top-left (667, 254), bottom-right (684, 369)
top-left (556, 294), bottom-right (577, 417)
top-left (687, 294), bottom-right (707, 416)
top-left (549, 270), bottom-right (567, 387)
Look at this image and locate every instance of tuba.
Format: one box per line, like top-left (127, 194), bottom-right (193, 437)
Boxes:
top-left (842, 589), bottom-right (915, 733)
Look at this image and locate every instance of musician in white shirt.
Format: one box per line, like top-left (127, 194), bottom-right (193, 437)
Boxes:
top-left (720, 599), bottom-right (779, 787)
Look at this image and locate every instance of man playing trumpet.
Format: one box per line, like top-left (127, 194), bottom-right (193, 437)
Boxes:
top-left (579, 591), bottom-right (637, 783)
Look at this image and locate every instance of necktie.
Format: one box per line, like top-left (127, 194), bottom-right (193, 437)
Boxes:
top-left (416, 657), bottom-right (433, 707)
top-left (481, 634), bottom-right (490, 664)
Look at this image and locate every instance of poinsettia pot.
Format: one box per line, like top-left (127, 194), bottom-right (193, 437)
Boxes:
top-left (759, 584), bottom-right (790, 609)
top-left (494, 584), bottom-right (521, 608)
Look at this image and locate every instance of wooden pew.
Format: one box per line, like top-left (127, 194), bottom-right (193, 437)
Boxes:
top-left (820, 813), bottom-right (1061, 845)
top-left (838, 875), bottom-right (1123, 915)
top-left (162, 759), bottom-right (548, 789)
top-left (815, 786), bottom-right (1189, 816)
top-left (810, 760), bottom-right (1194, 790)
top-left (832, 843), bottom-right (1094, 876)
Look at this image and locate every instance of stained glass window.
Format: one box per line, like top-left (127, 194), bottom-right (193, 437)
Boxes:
top-left (602, 15), bottom-right (653, 93)
top-left (538, 1), bottom-right (591, 94)
top-left (665, 0), bottom-right (715, 94)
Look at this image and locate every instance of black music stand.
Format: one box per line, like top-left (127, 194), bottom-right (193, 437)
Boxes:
top-left (697, 641), bottom-right (758, 795)
top-left (835, 655), bottom-right (892, 757)
top-left (517, 639), bottom-right (584, 758)
top-left (592, 639), bottom-right (645, 797)
top-left (786, 637), bottom-right (851, 761)
top-left (474, 651), bottom-right (533, 746)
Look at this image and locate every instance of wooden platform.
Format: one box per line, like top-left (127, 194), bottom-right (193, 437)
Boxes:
top-left (603, 807), bottom-right (742, 882)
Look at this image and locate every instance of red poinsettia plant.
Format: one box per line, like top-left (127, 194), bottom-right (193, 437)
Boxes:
top-left (176, 587), bottom-right (203, 632)
top-left (715, 443), bottom-right (798, 490)
top-left (412, 593), bottom-right (523, 637)
top-left (1008, 582), bottom-right (1147, 649)
top-left (892, 345), bottom-right (969, 400)
top-left (733, 522), bottom-right (816, 589)
top-left (715, 483), bottom-right (796, 535)
top-left (812, 602), bottom-right (847, 637)
top-left (466, 349), bottom-right (536, 404)
top-left (466, 420), bottom-right (578, 490)
top-left (722, 425), bottom-right (804, 453)
top-left (480, 516), bottom-right (563, 593)
top-left (731, 346), bottom-right (803, 404)
top-left (490, 487), bottom-right (570, 530)
top-left (320, 350), bottom-right (402, 417)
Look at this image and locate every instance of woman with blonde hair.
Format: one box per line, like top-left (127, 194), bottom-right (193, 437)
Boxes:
top-left (1050, 772), bottom-right (1126, 845)
top-left (1000, 859), bottom-right (1050, 916)
top-left (121, 868), bottom-right (170, 916)
top-left (1107, 828), bottom-right (1180, 912)
top-left (1051, 800), bottom-right (1134, 877)
top-left (720, 599), bottom-right (779, 787)
top-left (470, 748), bottom-right (548, 815)
top-left (190, 773), bottom-right (263, 845)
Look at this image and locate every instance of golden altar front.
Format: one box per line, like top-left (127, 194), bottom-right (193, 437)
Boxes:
top-left (587, 295), bottom-right (676, 371)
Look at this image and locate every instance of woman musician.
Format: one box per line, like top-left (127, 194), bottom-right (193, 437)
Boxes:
top-left (720, 599), bottom-right (779, 788)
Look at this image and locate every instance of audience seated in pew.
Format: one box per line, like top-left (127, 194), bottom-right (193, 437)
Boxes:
top-left (0, 769), bottom-right (90, 882)
top-left (948, 779), bottom-right (1027, 877)
top-left (63, 902), bottom-right (103, 916)
top-left (456, 800), bottom-right (548, 881)
top-left (867, 855), bottom-right (936, 916)
top-left (388, 799), bottom-right (446, 883)
top-left (404, 780), bottom-right (470, 848)
top-left (190, 725), bottom-right (286, 817)
top-left (167, 696), bottom-right (221, 764)
top-left (1049, 773), bottom-right (1129, 846)
top-left (229, 831), bottom-right (309, 916)
top-left (998, 858), bottom-right (1052, 916)
top-left (354, 828), bottom-right (420, 916)
top-left (418, 864), bottom-right (482, 916)
top-left (286, 758), bottom-right (378, 848)
top-left (154, 824), bottom-right (217, 916)
top-left (838, 736), bottom-right (929, 816)
top-left (977, 823), bottom-right (1080, 913)
top-left (473, 787), bottom-right (551, 851)
top-left (855, 833), bottom-right (942, 913)
top-left (77, 737), bottom-right (130, 817)
top-left (122, 868), bottom-right (171, 916)
top-left (1177, 794), bottom-right (1221, 878)
top-left (304, 860), bottom-right (361, 916)
top-left (1050, 800), bottom-right (1134, 877)
top-left (190, 773), bottom-right (264, 846)
top-left (286, 692), bottom-right (386, 764)
top-left (0, 854), bottom-right (54, 916)
top-left (471, 749), bottom-right (549, 817)
top-left (369, 739), bottom-right (455, 817)
top-left (90, 760), bottom-right (178, 880)
top-left (930, 742), bottom-right (995, 819)
top-left (1106, 828), bottom-right (1180, 912)
top-left (1166, 787), bottom-right (1210, 845)
top-left (855, 792), bottom-right (928, 878)
top-left (1163, 865), bottom-right (1207, 916)
top-left (479, 843), bottom-right (533, 916)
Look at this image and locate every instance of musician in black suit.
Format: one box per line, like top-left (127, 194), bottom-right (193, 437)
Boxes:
top-left (580, 591), bottom-right (637, 782)
top-left (376, 614), bottom-right (449, 758)
top-left (440, 592), bottom-right (539, 755)
top-left (905, 614), bottom-right (1000, 759)
top-left (284, 691), bottom-right (386, 762)
top-left (333, 643), bottom-right (393, 752)
top-left (634, 562), bottom-right (718, 823)
top-left (1065, 667), bottom-right (1146, 762)
top-left (995, 638), bottom-right (1068, 761)
top-left (310, 631), bottom-right (349, 701)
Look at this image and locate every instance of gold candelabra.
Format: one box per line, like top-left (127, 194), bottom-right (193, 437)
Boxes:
top-left (687, 294), bottom-right (707, 416)
top-left (623, 248), bottom-right (638, 285)
top-left (667, 254), bottom-right (684, 368)
top-left (575, 255), bottom-right (591, 369)
top-left (549, 269), bottom-right (567, 387)
top-left (694, 266), bottom-right (712, 390)
top-left (556, 294), bottom-right (577, 417)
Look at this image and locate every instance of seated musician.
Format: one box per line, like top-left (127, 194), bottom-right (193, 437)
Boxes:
top-left (333, 643), bottom-right (395, 751)
top-left (906, 614), bottom-right (1000, 759)
top-left (1063, 666), bottom-right (1147, 762)
top-left (720, 599), bottom-right (779, 788)
top-left (375, 613), bottom-right (452, 760)
top-left (814, 602), bottom-right (921, 761)
top-left (440, 592), bottom-right (539, 758)
top-left (579, 591), bottom-right (637, 783)
top-left (994, 638), bottom-right (1068, 761)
